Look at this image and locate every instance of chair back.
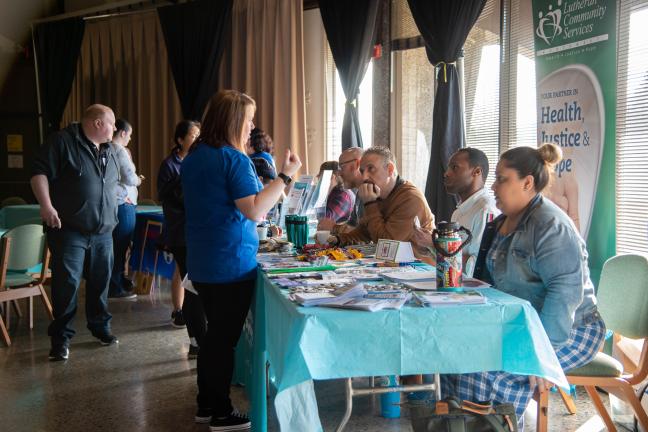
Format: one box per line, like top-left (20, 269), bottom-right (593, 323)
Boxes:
top-left (1, 224), bottom-right (46, 271)
top-left (597, 254), bottom-right (648, 339)
top-left (0, 196), bottom-right (27, 208)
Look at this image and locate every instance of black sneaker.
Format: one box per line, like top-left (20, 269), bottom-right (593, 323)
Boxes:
top-left (48, 343), bottom-right (69, 361)
top-left (188, 344), bottom-right (200, 359)
top-left (108, 290), bottom-right (137, 301)
top-left (195, 407), bottom-right (213, 424)
top-left (92, 332), bottom-right (119, 346)
top-left (209, 410), bottom-right (251, 431)
top-left (123, 276), bottom-right (135, 291)
top-left (171, 309), bottom-right (186, 328)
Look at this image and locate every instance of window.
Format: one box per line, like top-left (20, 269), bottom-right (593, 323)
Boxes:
top-left (391, 48), bottom-right (434, 192)
top-left (616, 1), bottom-right (648, 254)
top-left (325, 47), bottom-right (373, 162)
top-left (463, 0), bottom-right (501, 191)
top-left (500, 0), bottom-right (537, 152)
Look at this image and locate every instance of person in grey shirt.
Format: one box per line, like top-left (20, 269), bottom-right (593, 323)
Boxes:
top-left (108, 119), bottom-right (143, 299)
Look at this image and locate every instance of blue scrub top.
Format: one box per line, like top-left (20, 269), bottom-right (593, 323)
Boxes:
top-left (250, 151), bottom-right (275, 168)
top-left (182, 143), bottom-right (262, 283)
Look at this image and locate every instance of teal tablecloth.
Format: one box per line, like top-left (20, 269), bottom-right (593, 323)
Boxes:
top-left (242, 270), bottom-right (568, 432)
top-left (0, 204), bottom-right (162, 229)
top-left (0, 205), bottom-right (163, 275)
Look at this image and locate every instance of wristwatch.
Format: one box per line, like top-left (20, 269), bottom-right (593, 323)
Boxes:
top-left (278, 172), bottom-right (292, 186)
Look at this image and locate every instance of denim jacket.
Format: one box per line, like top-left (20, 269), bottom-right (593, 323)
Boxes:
top-left (474, 194), bottom-right (599, 348)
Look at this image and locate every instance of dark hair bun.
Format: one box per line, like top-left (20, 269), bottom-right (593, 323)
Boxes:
top-left (537, 143), bottom-right (562, 167)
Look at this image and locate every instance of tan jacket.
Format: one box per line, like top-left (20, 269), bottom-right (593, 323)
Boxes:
top-left (337, 178), bottom-right (435, 246)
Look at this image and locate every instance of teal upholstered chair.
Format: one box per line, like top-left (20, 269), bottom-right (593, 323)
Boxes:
top-left (537, 254), bottom-right (648, 431)
top-left (0, 224), bottom-right (53, 346)
top-left (0, 197), bottom-right (27, 208)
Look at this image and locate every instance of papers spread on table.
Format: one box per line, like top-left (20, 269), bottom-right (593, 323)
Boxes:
top-left (403, 281), bottom-right (437, 291)
top-left (289, 283), bottom-right (413, 311)
top-left (414, 290), bottom-right (486, 307)
top-left (381, 270), bottom-right (436, 283)
top-left (321, 291), bottom-right (412, 312)
top-left (334, 265), bottom-right (417, 281)
top-left (290, 283), bottom-right (367, 307)
top-left (461, 277), bottom-right (491, 288)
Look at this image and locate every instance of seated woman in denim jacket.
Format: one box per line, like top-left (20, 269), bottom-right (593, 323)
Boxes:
top-left (441, 143), bottom-right (606, 429)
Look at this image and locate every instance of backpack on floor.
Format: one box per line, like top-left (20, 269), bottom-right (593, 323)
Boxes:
top-left (408, 396), bottom-right (518, 432)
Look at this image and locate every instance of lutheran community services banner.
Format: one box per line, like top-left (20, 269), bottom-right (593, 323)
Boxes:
top-left (532, 0), bottom-right (617, 283)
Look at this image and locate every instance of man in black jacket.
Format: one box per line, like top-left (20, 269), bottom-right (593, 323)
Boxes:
top-left (31, 104), bottom-right (120, 361)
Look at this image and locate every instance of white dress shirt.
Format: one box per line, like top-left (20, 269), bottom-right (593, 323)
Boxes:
top-left (451, 188), bottom-right (500, 276)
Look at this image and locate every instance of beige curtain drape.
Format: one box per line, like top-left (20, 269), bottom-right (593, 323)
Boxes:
top-left (220, 0), bottom-right (309, 175)
top-left (62, 12), bottom-right (182, 200)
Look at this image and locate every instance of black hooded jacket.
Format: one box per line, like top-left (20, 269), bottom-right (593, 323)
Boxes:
top-left (32, 123), bottom-right (119, 234)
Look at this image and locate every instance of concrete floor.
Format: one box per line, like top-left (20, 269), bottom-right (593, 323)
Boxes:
top-left (0, 281), bottom-right (630, 432)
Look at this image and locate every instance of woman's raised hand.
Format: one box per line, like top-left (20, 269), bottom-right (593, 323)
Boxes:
top-left (281, 148), bottom-right (302, 177)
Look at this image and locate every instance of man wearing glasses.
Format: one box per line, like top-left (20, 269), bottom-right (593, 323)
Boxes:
top-left (318, 147), bottom-right (364, 233)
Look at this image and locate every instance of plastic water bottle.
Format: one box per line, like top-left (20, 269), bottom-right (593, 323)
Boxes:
top-left (380, 375), bottom-right (401, 418)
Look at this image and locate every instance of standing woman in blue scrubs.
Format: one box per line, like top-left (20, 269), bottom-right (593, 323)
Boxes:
top-left (182, 90), bottom-right (301, 431)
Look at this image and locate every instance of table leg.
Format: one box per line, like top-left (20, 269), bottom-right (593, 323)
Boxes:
top-left (435, 373), bottom-right (442, 401)
top-left (335, 378), bottom-right (354, 432)
top-left (335, 377), bottom-right (439, 432)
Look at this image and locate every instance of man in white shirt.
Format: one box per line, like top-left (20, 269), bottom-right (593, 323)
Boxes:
top-left (414, 148), bottom-right (499, 276)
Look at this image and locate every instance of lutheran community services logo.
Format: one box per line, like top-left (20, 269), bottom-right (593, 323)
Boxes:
top-left (537, 0), bottom-right (564, 45)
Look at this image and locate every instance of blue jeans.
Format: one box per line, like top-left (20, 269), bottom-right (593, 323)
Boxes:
top-left (47, 228), bottom-right (113, 344)
top-left (109, 203), bottom-right (136, 296)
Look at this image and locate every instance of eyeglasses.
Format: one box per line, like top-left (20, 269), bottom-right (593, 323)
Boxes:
top-left (338, 159), bottom-right (357, 169)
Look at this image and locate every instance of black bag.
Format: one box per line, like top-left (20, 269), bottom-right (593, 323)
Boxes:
top-left (408, 397), bottom-right (518, 432)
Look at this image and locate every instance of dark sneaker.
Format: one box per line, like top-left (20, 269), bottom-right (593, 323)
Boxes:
top-left (92, 332), bottom-right (119, 346)
top-left (209, 410), bottom-right (251, 431)
top-left (171, 309), bottom-right (186, 328)
top-left (195, 407), bottom-right (213, 424)
top-left (123, 276), bottom-right (135, 291)
top-left (188, 344), bottom-right (200, 359)
top-left (48, 343), bottom-right (69, 361)
top-left (108, 290), bottom-right (137, 301)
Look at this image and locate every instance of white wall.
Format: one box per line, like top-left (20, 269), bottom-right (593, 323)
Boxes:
top-left (303, 8), bottom-right (327, 175)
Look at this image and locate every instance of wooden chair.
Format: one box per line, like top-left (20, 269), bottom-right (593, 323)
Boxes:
top-left (0, 224), bottom-right (53, 346)
top-left (536, 254), bottom-right (648, 431)
top-left (134, 220), bottom-right (163, 295)
top-left (534, 386), bottom-right (577, 432)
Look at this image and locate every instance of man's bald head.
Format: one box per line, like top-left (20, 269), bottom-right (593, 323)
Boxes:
top-left (82, 104), bottom-right (113, 122)
top-left (340, 147), bottom-right (363, 161)
top-left (337, 146), bottom-right (364, 189)
top-left (81, 104), bottom-right (116, 145)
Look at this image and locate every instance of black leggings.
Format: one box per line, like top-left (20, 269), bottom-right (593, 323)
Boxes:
top-left (193, 279), bottom-right (255, 416)
top-left (169, 246), bottom-right (206, 344)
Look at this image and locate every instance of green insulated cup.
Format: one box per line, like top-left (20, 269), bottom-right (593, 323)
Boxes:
top-left (286, 215), bottom-right (308, 248)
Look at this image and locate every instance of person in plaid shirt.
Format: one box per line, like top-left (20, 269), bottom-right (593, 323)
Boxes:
top-left (317, 161), bottom-right (356, 223)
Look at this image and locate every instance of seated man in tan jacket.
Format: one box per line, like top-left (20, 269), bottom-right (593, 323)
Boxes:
top-left (328, 146), bottom-right (435, 248)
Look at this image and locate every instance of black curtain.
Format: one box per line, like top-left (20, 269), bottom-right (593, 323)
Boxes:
top-left (407, 0), bottom-right (486, 222)
top-left (34, 18), bottom-right (85, 135)
top-left (319, 0), bottom-right (379, 150)
top-left (158, 0), bottom-right (233, 121)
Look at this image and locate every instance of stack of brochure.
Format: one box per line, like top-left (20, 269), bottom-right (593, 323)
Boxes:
top-left (415, 290), bottom-right (486, 307)
top-left (334, 266), bottom-right (417, 282)
top-left (321, 291), bottom-right (412, 312)
top-left (380, 270), bottom-right (436, 283)
top-left (290, 283), bottom-right (367, 307)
